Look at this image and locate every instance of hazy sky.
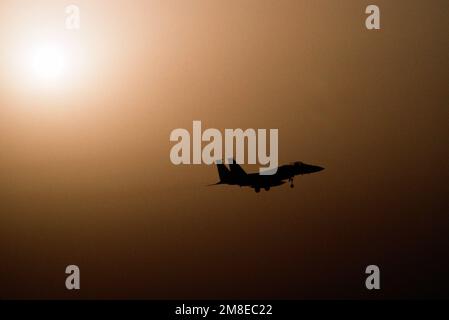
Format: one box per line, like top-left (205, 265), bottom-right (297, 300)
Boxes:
top-left (0, 0), bottom-right (448, 299)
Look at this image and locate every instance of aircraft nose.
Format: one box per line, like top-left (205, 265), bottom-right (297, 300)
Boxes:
top-left (314, 165), bottom-right (325, 172)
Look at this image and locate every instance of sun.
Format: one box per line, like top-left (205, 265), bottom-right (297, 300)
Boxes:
top-left (3, 34), bottom-right (90, 96)
top-left (30, 45), bottom-right (67, 81)
top-left (1, 5), bottom-right (91, 97)
top-left (29, 44), bottom-right (67, 82)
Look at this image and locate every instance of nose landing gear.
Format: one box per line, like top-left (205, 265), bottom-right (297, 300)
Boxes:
top-left (289, 177), bottom-right (295, 188)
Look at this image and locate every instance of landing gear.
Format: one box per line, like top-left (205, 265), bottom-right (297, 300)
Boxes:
top-left (264, 186), bottom-right (270, 191)
top-left (289, 177), bottom-right (295, 188)
top-left (255, 187), bottom-right (260, 193)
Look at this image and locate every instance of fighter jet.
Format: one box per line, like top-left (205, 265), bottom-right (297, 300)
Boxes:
top-left (211, 159), bottom-right (324, 193)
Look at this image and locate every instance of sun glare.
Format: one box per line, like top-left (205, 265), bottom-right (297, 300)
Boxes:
top-left (30, 44), bottom-right (66, 81)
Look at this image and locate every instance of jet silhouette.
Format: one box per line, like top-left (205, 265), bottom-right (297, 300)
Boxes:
top-left (211, 159), bottom-right (324, 192)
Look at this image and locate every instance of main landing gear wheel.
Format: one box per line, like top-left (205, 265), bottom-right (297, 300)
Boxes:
top-left (289, 177), bottom-right (295, 188)
top-left (255, 187), bottom-right (260, 193)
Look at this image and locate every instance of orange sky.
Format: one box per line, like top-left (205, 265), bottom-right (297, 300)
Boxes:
top-left (0, 0), bottom-right (448, 299)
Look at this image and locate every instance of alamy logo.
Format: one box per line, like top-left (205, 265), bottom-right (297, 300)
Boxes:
top-left (365, 5), bottom-right (381, 30)
top-left (169, 121), bottom-right (278, 174)
top-left (65, 265), bottom-right (80, 290)
top-left (65, 5), bottom-right (81, 30)
top-left (365, 265), bottom-right (380, 290)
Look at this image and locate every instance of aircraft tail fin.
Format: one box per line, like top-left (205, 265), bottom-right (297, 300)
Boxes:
top-left (216, 161), bottom-right (230, 183)
top-left (229, 159), bottom-right (247, 177)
